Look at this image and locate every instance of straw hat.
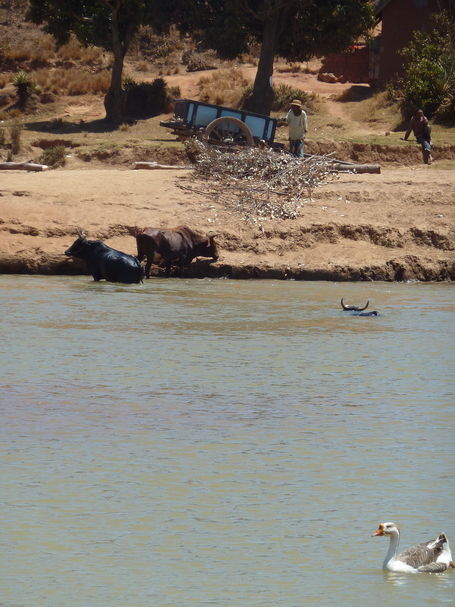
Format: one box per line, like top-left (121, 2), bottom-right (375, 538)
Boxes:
top-left (290, 99), bottom-right (302, 107)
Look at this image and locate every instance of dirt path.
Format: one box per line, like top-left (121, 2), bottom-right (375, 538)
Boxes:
top-left (151, 63), bottom-right (363, 100)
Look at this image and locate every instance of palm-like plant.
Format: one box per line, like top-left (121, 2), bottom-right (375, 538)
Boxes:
top-left (12, 70), bottom-right (34, 107)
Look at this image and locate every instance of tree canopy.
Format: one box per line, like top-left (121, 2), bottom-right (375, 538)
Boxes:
top-left (27, 0), bottom-right (375, 120)
top-left (172, 0), bottom-right (375, 114)
top-left (395, 11), bottom-right (455, 120)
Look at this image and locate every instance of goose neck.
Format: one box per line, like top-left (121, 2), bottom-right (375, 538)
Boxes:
top-left (384, 528), bottom-right (400, 567)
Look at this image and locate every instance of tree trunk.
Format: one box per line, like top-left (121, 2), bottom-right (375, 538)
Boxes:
top-left (104, 58), bottom-right (127, 123)
top-left (251, 19), bottom-right (280, 115)
top-left (103, 1), bottom-right (128, 122)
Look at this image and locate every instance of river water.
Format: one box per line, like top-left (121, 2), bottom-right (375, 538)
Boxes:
top-left (1, 275), bottom-right (454, 606)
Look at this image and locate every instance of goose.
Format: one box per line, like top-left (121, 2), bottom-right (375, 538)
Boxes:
top-left (372, 522), bottom-right (455, 573)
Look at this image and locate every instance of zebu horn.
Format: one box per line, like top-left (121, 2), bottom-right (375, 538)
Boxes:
top-left (341, 298), bottom-right (350, 310)
top-left (341, 298), bottom-right (369, 311)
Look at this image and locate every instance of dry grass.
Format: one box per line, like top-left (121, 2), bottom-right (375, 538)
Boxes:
top-left (0, 73), bottom-right (10, 88)
top-left (275, 57), bottom-right (323, 75)
top-left (4, 31), bottom-right (104, 67)
top-left (9, 118), bottom-right (22, 154)
top-left (334, 88), bottom-right (354, 102)
top-left (158, 65), bottom-right (182, 76)
top-left (32, 67), bottom-right (111, 96)
top-left (136, 61), bottom-right (149, 73)
top-left (348, 90), bottom-right (402, 129)
top-left (57, 38), bottom-right (104, 64)
top-left (307, 94), bottom-right (329, 116)
top-left (0, 13), bottom-right (114, 103)
top-left (197, 68), bottom-right (252, 107)
top-left (276, 63), bottom-right (304, 74)
top-left (5, 32), bottom-right (56, 64)
top-left (238, 53), bottom-right (258, 66)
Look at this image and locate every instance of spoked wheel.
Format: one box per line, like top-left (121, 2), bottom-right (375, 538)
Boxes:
top-left (204, 116), bottom-right (254, 148)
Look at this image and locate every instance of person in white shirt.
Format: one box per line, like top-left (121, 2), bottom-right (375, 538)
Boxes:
top-left (286, 99), bottom-right (308, 157)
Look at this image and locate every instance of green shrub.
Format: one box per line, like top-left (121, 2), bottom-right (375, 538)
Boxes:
top-left (393, 11), bottom-right (455, 120)
top-left (38, 145), bottom-right (66, 168)
top-left (239, 84), bottom-right (309, 113)
top-left (271, 85), bottom-right (308, 112)
top-left (123, 75), bottom-right (137, 91)
top-left (124, 77), bottom-right (173, 117)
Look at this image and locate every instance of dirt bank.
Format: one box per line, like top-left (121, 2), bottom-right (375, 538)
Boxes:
top-left (0, 162), bottom-right (454, 281)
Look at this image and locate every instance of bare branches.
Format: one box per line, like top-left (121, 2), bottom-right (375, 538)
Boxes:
top-left (181, 138), bottom-right (337, 223)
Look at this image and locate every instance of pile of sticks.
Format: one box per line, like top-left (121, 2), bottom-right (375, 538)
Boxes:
top-left (180, 138), bottom-right (340, 223)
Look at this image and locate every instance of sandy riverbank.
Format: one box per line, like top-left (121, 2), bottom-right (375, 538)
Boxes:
top-left (0, 162), bottom-right (454, 281)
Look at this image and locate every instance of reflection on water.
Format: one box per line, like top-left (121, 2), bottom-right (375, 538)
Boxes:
top-left (1, 276), bottom-right (454, 606)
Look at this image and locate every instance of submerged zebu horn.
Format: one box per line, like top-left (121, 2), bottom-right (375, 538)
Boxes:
top-left (341, 298), bottom-right (369, 311)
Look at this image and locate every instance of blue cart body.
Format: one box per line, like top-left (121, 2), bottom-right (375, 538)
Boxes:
top-left (160, 98), bottom-right (277, 145)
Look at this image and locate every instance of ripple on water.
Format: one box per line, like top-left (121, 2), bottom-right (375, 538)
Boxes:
top-left (1, 276), bottom-right (454, 606)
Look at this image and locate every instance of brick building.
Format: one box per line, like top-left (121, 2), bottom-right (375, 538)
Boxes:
top-left (319, 0), bottom-right (454, 86)
top-left (374, 0), bottom-right (455, 87)
top-left (319, 43), bottom-right (371, 84)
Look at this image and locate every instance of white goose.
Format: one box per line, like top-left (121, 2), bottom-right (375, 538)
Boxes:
top-left (372, 522), bottom-right (455, 573)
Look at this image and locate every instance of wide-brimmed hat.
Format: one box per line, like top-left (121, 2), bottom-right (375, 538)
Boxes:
top-left (290, 99), bottom-right (302, 107)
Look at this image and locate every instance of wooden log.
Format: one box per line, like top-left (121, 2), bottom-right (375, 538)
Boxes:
top-left (0, 161), bottom-right (48, 171)
top-left (132, 161), bottom-right (192, 170)
top-left (303, 154), bottom-right (380, 174)
top-left (332, 163), bottom-right (381, 174)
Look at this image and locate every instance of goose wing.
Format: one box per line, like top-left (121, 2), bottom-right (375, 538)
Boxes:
top-left (398, 534), bottom-right (448, 569)
top-left (417, 561), bottom-right (451, 573)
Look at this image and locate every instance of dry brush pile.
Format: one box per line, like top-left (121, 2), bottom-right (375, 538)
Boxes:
top-left (181, 138), bottom-right (338, 223)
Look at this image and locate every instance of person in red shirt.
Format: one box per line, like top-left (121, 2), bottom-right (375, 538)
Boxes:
top-left (401, 108), bottom-right (432, 164)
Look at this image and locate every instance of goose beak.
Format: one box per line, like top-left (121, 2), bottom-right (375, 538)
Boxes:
top-left (372, 526), bottom-right (384, 537)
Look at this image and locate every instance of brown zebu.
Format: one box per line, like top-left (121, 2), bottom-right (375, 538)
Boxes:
top-left (136, 225), bottom-right (219, 278)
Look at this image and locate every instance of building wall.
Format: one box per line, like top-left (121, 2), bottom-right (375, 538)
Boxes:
top-left (320, 45), bottom-right (370, 83)
top-left (378, 0), bottom-right (453, 86)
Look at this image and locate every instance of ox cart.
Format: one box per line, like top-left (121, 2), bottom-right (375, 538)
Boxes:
top-left (157, 98), bottom-right (380, 173)
top-left (160, 98), bottom-right (279, 149)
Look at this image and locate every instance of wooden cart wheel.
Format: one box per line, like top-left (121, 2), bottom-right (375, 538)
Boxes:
top-left (204, 116), bottom-right (254, 148)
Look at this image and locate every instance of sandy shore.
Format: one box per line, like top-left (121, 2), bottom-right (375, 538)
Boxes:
top-left (0, 162), bottom-right (454, 281)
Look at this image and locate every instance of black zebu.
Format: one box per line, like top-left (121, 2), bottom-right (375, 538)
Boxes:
top-left (136, 225), bottom-right (219, 278)
top-left (65, 232), bottom-right (143, 284)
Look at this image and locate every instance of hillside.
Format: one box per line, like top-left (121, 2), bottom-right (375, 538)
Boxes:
top-left (1, 5), bottom-right (454, 281)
